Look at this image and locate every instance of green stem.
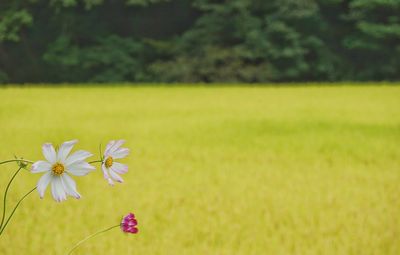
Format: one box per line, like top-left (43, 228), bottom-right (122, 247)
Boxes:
top-left (89, 160), bottom-right (103, 164)
top-left (0, 187), bottom-right (36, 235)
top-left (0, 159), bottom-right (34, 166)
top-left (0, 167), bottom-right (22, 229)
top-left (67, 224), bottom-right (121, 255)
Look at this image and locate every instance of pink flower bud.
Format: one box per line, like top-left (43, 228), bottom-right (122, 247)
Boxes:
top-left (121, 213), bottom-right (138, 234)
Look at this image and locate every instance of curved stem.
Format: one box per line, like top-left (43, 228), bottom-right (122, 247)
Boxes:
top-left (0, 187), bottom-right (36, 235)
top-left (0, 167), bottom-right (22, 229)
top-left (67, 224), bottom-right (121, 255)
top-left (0, 159), bottom-right (34, 166)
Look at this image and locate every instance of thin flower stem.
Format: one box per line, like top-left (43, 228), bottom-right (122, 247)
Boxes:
top-left (0, 159), bottom-right (34, 166)
top-left (99, 144), bottom-right (102, 159)
top-left (0, 167), bottom-right (22, 229)
top-left (67, 224), bottom-right (121, 255)
top-left (0, 187), bottom-right (36, 235)
top-left (89, 160), bottom-right (103, 164)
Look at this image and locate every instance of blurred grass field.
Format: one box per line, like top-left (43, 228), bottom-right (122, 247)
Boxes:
top-left (0, 84), bottom-right (399, 254)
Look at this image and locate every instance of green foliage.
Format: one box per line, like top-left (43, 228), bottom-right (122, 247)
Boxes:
top-left (342, 0), bottom-right (400, 80)
top-left (0, 69), bottom-right (9, 83)
top-left (43, 35), bottom-right (148, 82)
top-left (0, 0), bottom-right (399, 83)
top-left (0, 9), bottom-right (32, 42)
top-left (150, 46), bottom-right (272, 82)
top-left (125, 0), bottom-right (170, 6)
top-left (163, 0), bottom-right (340, 81)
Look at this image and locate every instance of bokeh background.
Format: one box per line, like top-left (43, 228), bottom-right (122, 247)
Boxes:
top-left (0, 0), bottom-right (400, 83)
top-left (0, 86), bottom-right (399, 254)
top-left (1, 1), bottom-right (400, 255)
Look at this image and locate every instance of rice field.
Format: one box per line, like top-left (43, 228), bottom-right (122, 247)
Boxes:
top-left (0, 84), bottom-right (399, 254)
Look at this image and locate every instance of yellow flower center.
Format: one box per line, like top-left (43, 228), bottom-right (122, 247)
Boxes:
top-left (105, 156), bottom-right (113, 168)
top-left (52, 163), bottom-right (65, 175)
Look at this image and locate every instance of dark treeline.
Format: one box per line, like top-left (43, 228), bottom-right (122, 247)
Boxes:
top-left (0, 0), bottom-right (399, 83)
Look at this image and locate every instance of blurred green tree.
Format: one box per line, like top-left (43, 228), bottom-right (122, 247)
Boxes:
top-left (0, 0), bottom-right (399, 83)
top-left (342, 0), bottom-right (400, 80)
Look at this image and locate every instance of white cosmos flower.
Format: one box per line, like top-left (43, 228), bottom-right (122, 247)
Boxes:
top-left (102, 140), bottom-right (129, 185)
top-left (31, 139), bottom-right (94, 202)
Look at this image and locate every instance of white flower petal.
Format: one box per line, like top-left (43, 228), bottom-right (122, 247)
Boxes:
top-left (31, 161), bottom-right (52, 173)
top-left (37, 172), bottom-right (52, 198)
top-left (51, 176), bottom-right (67, 202)
top-left (57, 139), bottom-right (78, 162)
top-left (61, 174), bottom-right (81, 199)
top-left (107, 179), bottom-right (114, 185)
top-left (110, 148), bottom-right (130, 159)
top-left (102, 164), bottom-right (114, 186)
top-left (109, 169), bottom-right (123, 183)
top-left (42, 143), bottom-right (56, 164)
top-left (111, 162), bottom-right (128, 174)
top-left (106, 140), bottom-right (125, 155)
top-left (65, 150), bottom-right (92, 166)
top-left (67, 161), bottom-right (95, 176)
top-left (104, 140), bottom-right (116, 156)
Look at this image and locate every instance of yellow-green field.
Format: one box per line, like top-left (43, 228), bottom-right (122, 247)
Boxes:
top-left (0, 85), bottom-right (399, 254)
